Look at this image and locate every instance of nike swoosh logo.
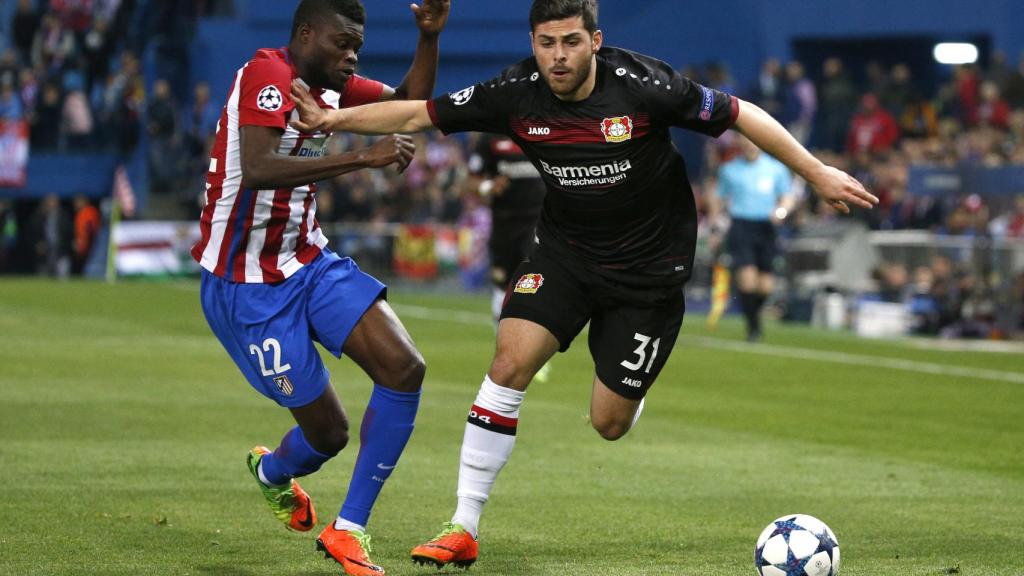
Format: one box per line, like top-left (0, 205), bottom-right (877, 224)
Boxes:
top-left (376, 463), bottom-right (397, 470)
top-left (297, 505), bottom-right (313, 529)
top-left (344, 556), bottom-right (384, 572)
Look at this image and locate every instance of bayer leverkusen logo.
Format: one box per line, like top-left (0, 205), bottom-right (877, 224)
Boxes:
top-left (601, 116), bottom-right (633, 143)
top-left (514, 273), bottom-right (544, 294)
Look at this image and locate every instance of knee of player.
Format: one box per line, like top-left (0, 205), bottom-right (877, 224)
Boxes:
top-left (399, 351), bottom-right (427, 391)
top-left (487, 355), bottom-right (532, 391)
top-left (313, 426), bottom-right (349, 456)
top-left (379, 350), bottom-right (426, 393)
top-left (592, 419), bottom-right (630, 441)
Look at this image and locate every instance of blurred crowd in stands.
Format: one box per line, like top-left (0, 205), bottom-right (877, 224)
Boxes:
top-left (1, 1), bottom-right (1023, 335)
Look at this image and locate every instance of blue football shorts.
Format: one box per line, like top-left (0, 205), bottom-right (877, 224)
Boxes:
top-left (200, 249), bottom-right (386, 408)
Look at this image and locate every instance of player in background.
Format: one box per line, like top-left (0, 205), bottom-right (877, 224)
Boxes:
top-left (288, 0), bottom-right (876, 569)
top-left (711, 134), bottom-right (796, 341)
top-left (468, 134), bottom-right (546, 324)
top-left (190, 1), bottom-right (449, 574)
top-left (466, 134), bottom-right (551, 380)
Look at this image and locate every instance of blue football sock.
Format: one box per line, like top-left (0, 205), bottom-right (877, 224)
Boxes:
top-left (339, 384), bottom-right (420, 526)
top-left (259, 425), bottom-right (332, 485)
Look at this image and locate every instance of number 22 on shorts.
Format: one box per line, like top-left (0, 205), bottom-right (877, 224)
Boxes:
top-left (249, 337), bottom-right (291, 376)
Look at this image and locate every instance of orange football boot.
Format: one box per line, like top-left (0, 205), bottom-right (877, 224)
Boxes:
top-left (410, 522), bottom-right (478, 569)
top-left (317, 524), bottom-right (385, 575)
top-left (246, 446), bottom-right (317, 532)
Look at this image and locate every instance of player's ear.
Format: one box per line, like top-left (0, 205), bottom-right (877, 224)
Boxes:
top-left (592, 30), bottom-right (603, 53)
top-left (529, 31), bottom-right (537, 56)
top-left (298, 22), bottom-right (313, 46)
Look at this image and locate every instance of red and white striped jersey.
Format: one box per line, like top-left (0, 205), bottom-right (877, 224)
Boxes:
top-left (191, 47), bottom-right (384, 283)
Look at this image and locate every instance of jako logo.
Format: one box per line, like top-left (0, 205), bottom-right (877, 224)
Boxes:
top-left (527, 126), bottom-right (551, 136)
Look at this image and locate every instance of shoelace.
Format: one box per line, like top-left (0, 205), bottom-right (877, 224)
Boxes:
top-left (352, 530), bottom-right (374, 555)
top-left (434, 522), bottom-right (462, 540)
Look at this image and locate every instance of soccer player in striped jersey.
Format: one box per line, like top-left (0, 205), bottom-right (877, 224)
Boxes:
top-left (190, 1), bottom-right (449, 574)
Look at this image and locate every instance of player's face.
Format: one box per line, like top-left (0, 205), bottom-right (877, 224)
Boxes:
top-left (531, 17), bottom-right (602, 100)
top-left (303, 15), bottom-right (364, 91)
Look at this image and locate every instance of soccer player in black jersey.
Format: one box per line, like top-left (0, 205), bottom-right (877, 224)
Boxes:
top-left (290, 0), bottom-right (877, 568)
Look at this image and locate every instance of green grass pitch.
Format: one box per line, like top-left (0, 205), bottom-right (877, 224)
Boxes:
top-left (1, 279), bottom-right (1022, 575)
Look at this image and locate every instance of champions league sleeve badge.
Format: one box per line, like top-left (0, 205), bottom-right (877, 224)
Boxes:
top-left (257, 85), bottom-right (284, 112)
top-left (450, 86), bottom-right (475, 106)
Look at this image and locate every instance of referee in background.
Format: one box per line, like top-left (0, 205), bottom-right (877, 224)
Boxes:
top-left (713, 134), bottom-right (795, 342)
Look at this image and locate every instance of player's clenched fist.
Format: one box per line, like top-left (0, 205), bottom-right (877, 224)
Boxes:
top-left (411, 0), bottom-right (450, 37)
top-left (365, 134), bottom-right (416, 172)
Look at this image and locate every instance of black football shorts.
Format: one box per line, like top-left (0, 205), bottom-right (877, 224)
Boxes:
top-left (727, 218), bottom-right (777, 273)
top-left (500, 248), bottom-right (685, 400)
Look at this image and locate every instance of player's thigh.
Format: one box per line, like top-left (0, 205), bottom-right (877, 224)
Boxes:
top-left (305, 252), bottom-right (422, 391)
top-left (588, 288), bottom-right (685, 400)
top-left (200, 270), bottom-right (329, 408)
top-left (494, 251), bottom-right (592, 388)
top-left (343, 300), bottom-right (425, 392)
top-left (500, 250), bottom-right (592, 353)
top-left (305, 252), bottom-right (386, 357)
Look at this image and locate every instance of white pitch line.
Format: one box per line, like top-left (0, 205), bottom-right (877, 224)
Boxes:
top-left (677, 336), bottom-right (1024, 385)
top-left (394, 303), bottom-right (1024, 385)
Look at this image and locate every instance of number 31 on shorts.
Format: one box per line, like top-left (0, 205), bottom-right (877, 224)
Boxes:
top-left (620, 333), bottom-right (661, 374)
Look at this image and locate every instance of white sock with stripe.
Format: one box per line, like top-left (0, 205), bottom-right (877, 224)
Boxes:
top-left (452, 375), bottom-right (524, 539)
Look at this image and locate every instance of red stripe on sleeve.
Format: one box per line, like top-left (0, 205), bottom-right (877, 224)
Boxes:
top-left (426, 99), bottom-right (440, 128)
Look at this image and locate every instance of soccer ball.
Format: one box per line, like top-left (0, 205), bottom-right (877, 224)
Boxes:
top-left (754, 514), bottom-right (840, 576)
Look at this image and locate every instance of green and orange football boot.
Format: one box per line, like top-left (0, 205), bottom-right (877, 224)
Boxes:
top-left (317, 524), bottom-right (385, 575)
top-left (410, 522), bottom-right (478, 569)
top-left (246, 446), bottom-right (317, 532)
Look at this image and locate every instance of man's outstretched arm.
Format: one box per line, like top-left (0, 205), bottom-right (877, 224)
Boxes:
top-left (381, 0), bottom-right (450, 101)
top-left (733, 98), bottom-right (878, 213)
top-left (291, 81), bottom-right (435, 135)
top-left (239, 125), bottom-right (416, 190)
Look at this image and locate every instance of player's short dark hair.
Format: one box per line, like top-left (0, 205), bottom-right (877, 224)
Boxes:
top-left (291, 0), bottom-right (366, 39)
top-left (529, 0), bottom-right (598, 34)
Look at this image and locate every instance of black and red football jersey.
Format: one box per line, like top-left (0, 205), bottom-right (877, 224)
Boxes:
top-left (429, 46), bottom-right (737, 286)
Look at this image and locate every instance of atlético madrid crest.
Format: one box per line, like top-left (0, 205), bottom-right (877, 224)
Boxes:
top-left (514, 273), bottom-right (545, 294)
top-left (274, 375), bottom-right (294, 396)
top-left (601, 116), bottom-right (633, 143)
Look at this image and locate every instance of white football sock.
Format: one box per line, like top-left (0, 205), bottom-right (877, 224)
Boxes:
top-left (452, 375), bottom-right (524, 538)
top-left (491, 287), bottom-right (505, 327)
top-left (630, 397), bottom-right (646, 430)
top-left (334, 517), bottom-right (366, 532)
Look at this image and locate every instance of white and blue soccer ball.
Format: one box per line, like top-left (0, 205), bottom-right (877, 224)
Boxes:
top-left (754, 514), bottom-right (840, 576)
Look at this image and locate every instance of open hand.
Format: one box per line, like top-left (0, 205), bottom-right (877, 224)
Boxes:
top-left (411, 0), bottom-right (450, 37)
top-left (365, 134), bottom-right (416, 173)
top-left (808, 165), bottom-right (878, 214)
top-left (289, 80), bottom-right (328, 133)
